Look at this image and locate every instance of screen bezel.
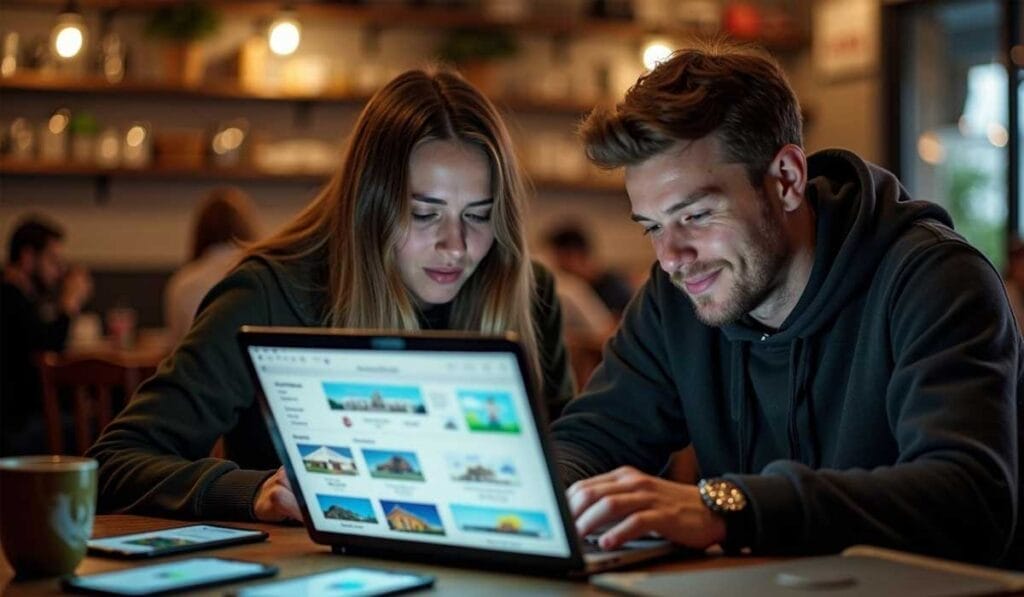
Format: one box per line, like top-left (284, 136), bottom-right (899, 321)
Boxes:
top-left (237, 326), bottom-right (587, 575)
top-left (87, 524), bottom-right (269, 559)
top-left (61, 557), bottom-right (278, 596)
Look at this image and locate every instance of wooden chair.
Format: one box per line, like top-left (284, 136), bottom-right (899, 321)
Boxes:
top-left (37, 352), bottom-right (156, 455)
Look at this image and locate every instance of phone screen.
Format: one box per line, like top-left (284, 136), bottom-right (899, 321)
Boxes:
top-left (236, 567), bottom-right (434, 597)
top-left (88, 524), bottom-right (265, 556)
top-left (65, 558), bottom-right (274, 595)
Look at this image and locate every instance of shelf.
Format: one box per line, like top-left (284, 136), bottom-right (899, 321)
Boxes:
top-left (0, 159), bottom-right (624, 194)
top-left (3, 1), bottom-right (807, 51)
top-left (0, 73), bottom-right (602, 116)
top-left (0, 73), bottom-right (370, 104)
top-left (0, 160), bottom-right (328, 183)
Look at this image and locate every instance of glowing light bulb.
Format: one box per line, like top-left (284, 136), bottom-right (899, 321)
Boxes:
top-left (268, 14), bottom-right (301, 56)
top-left (642, 40), bottom-right (673, 71)
top-left (52, 12), bottom-right (86, 59)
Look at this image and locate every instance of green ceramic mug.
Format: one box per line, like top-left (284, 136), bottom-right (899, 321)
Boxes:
top-left (0, 456), bottom-right (97, 577)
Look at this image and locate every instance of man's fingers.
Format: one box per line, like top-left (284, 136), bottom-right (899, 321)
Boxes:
top-left (568, 476), bottom-right (645, 518)
top-left (574, 492), bottom-right (652, 539)
top-left (277, 487), bottom-right (301, 521)
top-left (567, 466), bottom-right (640, 497)
top-left (268, 483), bottom-right (300, 522)
top-left (599, 510), bottom-right (662, 550)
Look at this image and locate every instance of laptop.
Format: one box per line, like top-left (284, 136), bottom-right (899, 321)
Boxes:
top-left (238, 326), bottom-right (674, 576)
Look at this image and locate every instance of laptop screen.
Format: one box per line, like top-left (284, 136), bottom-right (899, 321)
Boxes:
top-left (248, 343), bottom-right (573, 558)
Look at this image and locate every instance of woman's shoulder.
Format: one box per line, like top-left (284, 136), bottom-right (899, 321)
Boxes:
top-left (230, 254), bottom-right (323, 325)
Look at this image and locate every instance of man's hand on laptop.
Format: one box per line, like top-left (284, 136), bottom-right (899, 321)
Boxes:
top-left (254, 466), bottom-right (301, 523)
top-left (568, 466), bottom-right (726, 551)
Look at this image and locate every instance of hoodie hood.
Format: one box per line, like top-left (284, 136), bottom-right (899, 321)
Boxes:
top-left (248, 254), bottom-right (325, 326)
top-left (722, 149), bottom-right (952, 343)
top-left (717, 149), bottom-right (953, 473)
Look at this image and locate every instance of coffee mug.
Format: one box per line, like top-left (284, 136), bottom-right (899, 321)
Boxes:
top-left (0, 456), bottom-right (97, 577)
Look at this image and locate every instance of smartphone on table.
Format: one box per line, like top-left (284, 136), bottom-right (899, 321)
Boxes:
top-left (88, 524), bottom-right (269, 559)
top-left (234, 566), bottom-right (436, 597)
top-left (62, 557), bottom-right (277, 595)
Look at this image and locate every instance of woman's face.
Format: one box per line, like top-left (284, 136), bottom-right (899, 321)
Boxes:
top-left (395, 139), bottom-right (496, 306)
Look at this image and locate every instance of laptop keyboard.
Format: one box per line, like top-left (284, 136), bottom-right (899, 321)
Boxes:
top-left (583, 534), bottom-right (606, 553)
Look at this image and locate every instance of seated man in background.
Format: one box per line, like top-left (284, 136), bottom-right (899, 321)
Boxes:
top-left (1, 215), bottom-right (92, 455)
top-left (545, 223), bottom-right (635, 316)
top-left (552, 41), bottom-right (1022, 568)
top-left (164, 186), bottom-right (260, 343)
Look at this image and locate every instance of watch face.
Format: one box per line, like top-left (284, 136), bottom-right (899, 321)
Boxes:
top-left (700, 478), bottom-right (747, 513)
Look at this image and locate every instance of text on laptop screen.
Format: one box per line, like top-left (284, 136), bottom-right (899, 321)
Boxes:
top-left (249, 345), bottom-right (572, 558)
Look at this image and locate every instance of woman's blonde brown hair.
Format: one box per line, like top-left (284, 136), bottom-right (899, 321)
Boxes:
top-left (247, 68), bottom-right (540, 383)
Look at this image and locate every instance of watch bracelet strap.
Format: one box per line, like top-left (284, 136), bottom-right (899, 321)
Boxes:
top-left (698, 478), bottom-right (756, 553)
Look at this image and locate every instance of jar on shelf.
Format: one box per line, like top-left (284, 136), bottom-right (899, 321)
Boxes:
top-left (69, 112), bottom-right (100, 163)
top-left (1, 32), bottom-right (19, 78)
top-left (210, 119), bottom-right (249, 168)
top-left (96, 126), bottom-right (121, 168)
top-left (99, 32), bottom-right (126, 84)
top-left (38, 108), bottom-right (71, 163)
top-left (4, 118), bottom-right (36, 160)
top-left (122, 121), bottom-right (152, 169)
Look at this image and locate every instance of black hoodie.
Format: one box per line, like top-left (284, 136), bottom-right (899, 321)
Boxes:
top-left (552, 149), bottom-right (1023, 567)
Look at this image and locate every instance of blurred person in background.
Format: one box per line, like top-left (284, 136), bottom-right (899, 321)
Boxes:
top-left (545, 223), bottom-right (635, 316)
top-left (1005, 238), bottom-right (1024, 334)
top-left (1, 215), bottom-right (92, 455)
top-left (551, 268), bottom-right (616, 338)
top-left (89, 68), bottom-right (574, 525)
top-left (164, 186), bottom-right (261, 343)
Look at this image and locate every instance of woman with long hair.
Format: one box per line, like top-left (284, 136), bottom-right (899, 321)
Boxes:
top-left (89, 68), bottom-right (573, 523)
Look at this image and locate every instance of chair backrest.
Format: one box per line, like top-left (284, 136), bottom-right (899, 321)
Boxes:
top-left (37, 352), bottom-right (156, 455)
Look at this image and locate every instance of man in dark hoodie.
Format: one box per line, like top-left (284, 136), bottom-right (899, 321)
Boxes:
top-left (552, 41), bottom-right (1022, 567)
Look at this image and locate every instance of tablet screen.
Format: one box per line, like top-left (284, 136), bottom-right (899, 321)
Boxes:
top-left (88, 525), bottom-right (265, 555)
top-left (69, 558), bottom-right (269, 595)
top-left (238, 567), bottom-right (431, 597)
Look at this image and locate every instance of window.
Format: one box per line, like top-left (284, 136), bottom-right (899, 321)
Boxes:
top-left (885, 0), bottom-right (1019, 270)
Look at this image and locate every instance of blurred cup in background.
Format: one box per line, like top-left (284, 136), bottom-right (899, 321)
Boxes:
top-left (106, 306), bottom-right (137, 349)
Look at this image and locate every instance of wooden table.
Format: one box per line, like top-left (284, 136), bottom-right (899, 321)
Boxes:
top-left (63, 328), bottom-right (174, 369)
top-left (1, 515), bottom-right (776, 595)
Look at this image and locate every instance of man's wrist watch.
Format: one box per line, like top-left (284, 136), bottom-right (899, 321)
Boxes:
top-left (697, 477), bottom-right (747, 513)
top-left (697, 477), bottom-right (753, 551)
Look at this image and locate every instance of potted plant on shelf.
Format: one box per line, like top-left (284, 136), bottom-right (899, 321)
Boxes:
top-left (437, 28), bottom-right (518, 96)
top-left (145, 1), bottom-right (220, 86)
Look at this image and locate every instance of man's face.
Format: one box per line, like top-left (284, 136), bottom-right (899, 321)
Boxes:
top-left (625, 136), bottom-right (790, 327)
top-left (29, 239), bottom-right (66, 293)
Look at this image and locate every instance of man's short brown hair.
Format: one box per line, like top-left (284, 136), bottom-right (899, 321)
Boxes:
top-left (579, 40), bottom-right (802, 184)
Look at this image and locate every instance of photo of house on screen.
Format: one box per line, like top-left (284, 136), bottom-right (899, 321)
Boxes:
top-left (381, 500), bottom-right (445, 535)
top-left (299, 444), bottom-right (358, 476)
top-left (322, 382), bottom-right (428, 414)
